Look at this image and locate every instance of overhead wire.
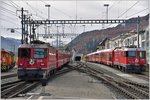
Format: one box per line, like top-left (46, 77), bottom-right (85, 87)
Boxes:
top-left (1, 12), bottom-right (20, 23)
top-left (127, 8), bottom-right (148, 18)
top-left (118, 0), bottom-right (141, 18)
top-left (9, 0), bottom-right (21, 9)
top-left (1, 1), bottom-right (17, 9)
top-left (0, 17), bottom-right (20, 26)
top-left (0, 6), bottom-right (16, 15)
top-left (40, 0), bottom-right (73, 19)
top-left (25, 1), bottom-right (46, 19)
top-left (0, 6), bottom-right (20, 24)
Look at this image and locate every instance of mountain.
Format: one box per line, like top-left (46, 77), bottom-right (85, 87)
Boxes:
top-left (1, 36), bottom-right (21, 54)
top-left (67, 14), bottom-right (149, 54)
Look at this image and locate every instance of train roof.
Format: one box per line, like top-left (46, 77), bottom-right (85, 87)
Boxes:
top-left (1, 49), bottom-right (14, 54)
top-left (100, 49), bottom-right (113, 52)
top-left (87, 51), bottom-right (101, 56)
top-left (118, 48), bottom-right (145, 51)
top-left (19, 43), bottom-right (52, 48)
top-left (115, 47), bottom-right (146, 51)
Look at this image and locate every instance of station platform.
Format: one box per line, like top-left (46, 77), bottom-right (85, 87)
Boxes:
top-left (24, 70), bottom-right (115, 99)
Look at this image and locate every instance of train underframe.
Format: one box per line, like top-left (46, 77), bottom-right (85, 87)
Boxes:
top-left (115, 64), bottom-right (146, 73)
top-left (1, 63), bottom-right (15, 72)
top-left (17, 68), bottom-right (56, 81)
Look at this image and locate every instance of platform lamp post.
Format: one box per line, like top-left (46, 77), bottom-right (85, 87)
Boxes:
top-left (104, 4), bottom-right (109, 37)
top-left (45, 4), bottom-right (51, 36)
top-left (104, 4), bottom-right (109, 20)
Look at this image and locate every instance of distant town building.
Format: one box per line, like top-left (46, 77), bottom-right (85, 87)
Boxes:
top-left (96, 38), bottom-right (108, 50)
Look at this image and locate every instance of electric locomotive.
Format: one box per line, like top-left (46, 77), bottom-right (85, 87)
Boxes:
top-left (17, 40), bottom-right (70, 81)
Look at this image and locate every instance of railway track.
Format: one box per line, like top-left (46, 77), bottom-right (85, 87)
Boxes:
top-left (70, 62), bottom-right (149, 99)
top-left (1, 73), bottom-right (17, 79)
top-left (1, 66), bottom-right (73, 99)
top-left (130, 73), bottom-right (149, 81)
top-left (1, 80), bottom-right (39, 99)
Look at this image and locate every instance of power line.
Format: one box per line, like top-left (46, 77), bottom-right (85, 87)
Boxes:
top-left (127, 8), bottom-right (148, 18)
top-left (0, 6), bottom-right (16, 15)
top-left (108, 1), bottom-right (120, 10)
top-left (0, 17), bottom-right (20, 26)
top-left (25, 1), bottom-right (46, 19)
top-left (1, 12), bottom-right (20, 23)
top-left (1, 1), bottom-right (17, 9)
top-left (9, 0), bottom-right (21, 9)
top-left (40, 1), bottom-right (73, 19)
top-left (118, 0), bottom-right (140, 18)
top-left (26, 2), bottom-right (44, 15)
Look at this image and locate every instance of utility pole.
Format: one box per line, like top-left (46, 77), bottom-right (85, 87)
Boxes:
top-left (17, 8), bottom-right (28, 44)
top-left (21, 8), bottom-right (24, 44)
top-left (137, 16), bottom-right (140, 48)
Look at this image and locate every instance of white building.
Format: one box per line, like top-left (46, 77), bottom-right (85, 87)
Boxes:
top-left (104, 27), bottom-right (149, 65)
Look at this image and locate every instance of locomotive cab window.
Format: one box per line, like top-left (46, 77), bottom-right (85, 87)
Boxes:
top-left (34, 48), bottom-right (47, 58)
top-left (126, 51), bottom-right (136, 57)
top-left (18, 48), bottom-right (31, 58)
top-left (138, 51), bottom-right (145, 58)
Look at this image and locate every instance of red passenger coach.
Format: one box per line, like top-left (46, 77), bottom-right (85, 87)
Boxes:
top-left (17, 41), bottom-right (70, 81)
top-left (100, 49), bottom-right (113, 66)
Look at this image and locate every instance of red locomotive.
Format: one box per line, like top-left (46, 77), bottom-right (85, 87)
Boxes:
top-left (17, 40), bottom-right (70, 81)
top-left (86, 47), bottom-right (146, 73)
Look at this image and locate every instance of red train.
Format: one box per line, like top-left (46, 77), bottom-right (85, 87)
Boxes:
top-left (1, 49), bottom-right (15, 71)
top-left (17, 40), bottom-right (70, 81)
top-left (86, 47), bottom-right (147, 73)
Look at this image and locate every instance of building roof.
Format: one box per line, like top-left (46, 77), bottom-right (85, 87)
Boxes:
top-left (98, 38), bottom-right (108, 46)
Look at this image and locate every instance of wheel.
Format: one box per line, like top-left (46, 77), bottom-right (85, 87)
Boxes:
top-left (41, 78), bottom-right (47, 86)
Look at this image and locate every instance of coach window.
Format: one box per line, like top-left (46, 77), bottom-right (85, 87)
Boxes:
top-left (109, 53), bottom-right (112, 61)
top-left (34, 48), bottom-right (47, 58)
top-left (95, 54), bottom-right (99, 58)
top-left (138, 51), bottom-right (145, 58)
top-left (18, 48), bottom-right (30, 58)
top-left (126, 51), bottom-right (136, 57)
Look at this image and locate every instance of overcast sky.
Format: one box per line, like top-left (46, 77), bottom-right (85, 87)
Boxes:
top-left (0, 0), bottom-right (149, 45)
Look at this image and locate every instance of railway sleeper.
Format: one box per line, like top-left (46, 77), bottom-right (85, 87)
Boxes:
top-left (116, 82), bottom-right (149, 99)
top-left (1, 82), bottom-right (26, 98)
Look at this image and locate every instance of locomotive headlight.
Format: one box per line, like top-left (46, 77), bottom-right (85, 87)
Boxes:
top-left (41, 63), bottom-right (45, 66)
top-left (19, 63), bottom-right (23, 66)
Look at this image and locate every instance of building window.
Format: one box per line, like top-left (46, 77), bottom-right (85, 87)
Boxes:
top-left (142, 41), bottom-right (145, 48)
top-left (146, 31), bottom-right (149, 40)
top-left (133, 37), bottom-right (137, 41)
top-left (141, 34), bottom-right (145, 40)
top-left (146, 42), bottom-right (149, 47)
